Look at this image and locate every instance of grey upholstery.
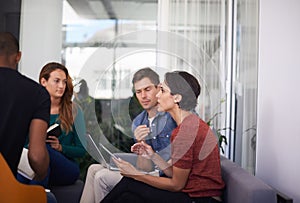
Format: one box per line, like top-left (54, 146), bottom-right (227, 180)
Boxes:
top-left (50, 179), bottom-right (84, 203)
top-left (109, 153), bottom-right (278, 203)
top-left (220, 156), bottom-right (277, 203)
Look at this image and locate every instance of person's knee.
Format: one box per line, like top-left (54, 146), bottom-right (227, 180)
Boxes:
top-left (87, 164), bottom-right (103, 176)
top-left (95, 170), bottom-right (122, 188)
top-left (94, 169), bottom-right (108, 184)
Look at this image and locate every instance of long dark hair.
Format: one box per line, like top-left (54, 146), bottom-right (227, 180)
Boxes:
top-left (39, 62), bottom-right (75, 133)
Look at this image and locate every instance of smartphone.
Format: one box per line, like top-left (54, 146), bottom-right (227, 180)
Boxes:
top-left (99, 143), bottom-right (119, 159)
top-left (46, 123), bottom-right (61, 139)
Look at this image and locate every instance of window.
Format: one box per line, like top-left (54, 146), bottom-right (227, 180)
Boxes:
top-left (16, 0), bottom-right (258, 174)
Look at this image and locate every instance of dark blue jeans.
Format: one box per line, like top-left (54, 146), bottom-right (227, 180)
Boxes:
top-left (17, 144), bottom-right (80, 187)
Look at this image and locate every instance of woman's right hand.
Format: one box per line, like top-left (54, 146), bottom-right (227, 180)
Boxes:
top-left (112, 157), bottom-right (144, 177)
top-left (46, 136), bottom-right (62, 152)
top-left (131, 141), bottom-right (154, 159)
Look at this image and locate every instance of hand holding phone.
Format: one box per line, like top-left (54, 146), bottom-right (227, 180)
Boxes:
top-left (46, 124), bottom-right (61, 139)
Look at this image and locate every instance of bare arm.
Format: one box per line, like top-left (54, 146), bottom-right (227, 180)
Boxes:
top-left (28, 119), bottom-right (49, 180)
top-left (135, 166), bottom-right (190, 192)
top-left (136, 155), bottom-right (154, 172)
top-left (132, 141), bottom-right (172, 176)
top-left (117, 158), bottom-right (190, 192)
top-left (150, 153), bottom-right (172, 177)
top-left (134, 125), bottom-right (154, 171)
top-left (114, 145), bottom-right (191, 192)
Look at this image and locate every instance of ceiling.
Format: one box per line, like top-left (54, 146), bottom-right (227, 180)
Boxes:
top-left (66, 0), bottom-right (158, 20)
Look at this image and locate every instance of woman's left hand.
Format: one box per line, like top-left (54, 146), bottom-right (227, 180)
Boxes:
top-left (46, 136), bottom-right (62, 152)
top-left (112, 157), bottom-right (144, 177)
top-left (131, 141), bottom-right (154, 159)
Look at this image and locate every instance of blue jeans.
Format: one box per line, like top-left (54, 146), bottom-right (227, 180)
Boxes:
top-left (46, 145), bottom-right (80, 186)
top-left (17, 144), bottom-right (80, 187)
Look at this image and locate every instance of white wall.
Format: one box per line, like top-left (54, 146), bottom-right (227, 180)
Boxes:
top-left (19, 0), bottom-right (62, 81)
top-left (257, 0), bottom-right (300, 202)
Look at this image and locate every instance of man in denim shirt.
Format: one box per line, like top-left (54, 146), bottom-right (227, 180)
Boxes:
top-left (132, 111), bottom-right (175, 162)
top-left (80, 68), bottom-right (176, 203)
top-left (131, 68), bottom-right (176, 171)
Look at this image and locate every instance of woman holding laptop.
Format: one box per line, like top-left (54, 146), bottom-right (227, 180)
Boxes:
top-left (101, 71), bottom-right (225, 203)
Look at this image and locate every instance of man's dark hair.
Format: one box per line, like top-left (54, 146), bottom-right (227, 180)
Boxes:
top-left (132, 67), bottom-right (160, 86)
top-left (0, 32), bottom-right (19, 56)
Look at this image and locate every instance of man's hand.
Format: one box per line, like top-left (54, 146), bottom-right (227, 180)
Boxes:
top-left (134, 125), bottom-right (150, 142)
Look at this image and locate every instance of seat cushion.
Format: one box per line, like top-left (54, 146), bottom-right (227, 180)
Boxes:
top-left (220, 156), bottom-right (276, 203)
top-left (50, 179), bottom-right (84, 203)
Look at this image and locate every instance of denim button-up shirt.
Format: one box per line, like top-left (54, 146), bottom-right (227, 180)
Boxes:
top-left (132, 110), bottom-right (177, 161)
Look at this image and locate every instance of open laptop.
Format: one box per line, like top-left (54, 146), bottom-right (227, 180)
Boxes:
top-left (86, 134), bottom-right (157, 174)
top-left (86, 133), bottom-right (119, 171)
